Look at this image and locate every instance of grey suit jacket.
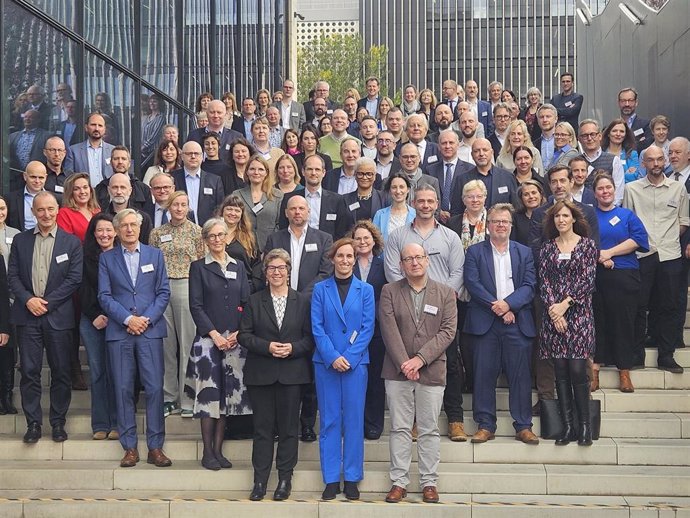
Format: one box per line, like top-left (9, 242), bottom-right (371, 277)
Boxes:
top-left (64, 140), bottom-right (116, 185)
top-left (379, 278), bottom-right (458, 386)
top-left (233, 186), bottom-right (284, 251)
top-left (274, 100), bottom-right (306, 131)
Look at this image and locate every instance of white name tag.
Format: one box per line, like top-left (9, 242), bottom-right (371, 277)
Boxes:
top-left (54, 185), bottom-right (64, 193)
top-left (349, 202), bottom-right (360, 211)
top-left (291, 112), bottom-right (299, 117)
top-left (252, 203), bottom-right (264, 214)
top-left (633, 128), bottom-right (644, 136)
top-left (305, 243), bottom-right (318, 252)
top-left (349, 330), bottom-right (358, 344)
top-left (56, 253), bottom-right (69, 264)
top-left (498, 186), bottom-right (508, 194)
top-left (427, 155), bottom-right (438, 164)
top-left (224, 270), bottom-right (237, 280)
top-left (621, 160), bottom-right (627, 167)
top-left (160, 234), bottom-right (173, 243)
top-left (105, 158), bottom-right (111, 165)
top-left (609, 216), bottom-right (621, 226)
top-left (481, 111), bottom-right (488, 117)
top-left (424, 304), bottom-right (439, 315)
top-left (326, 109), bottom-right (334, 115)
top-left (326, 213), bottom-right (337, 221)
top-left (5, 237), bottom-right (12, 245)
top-left (141, 264), bottom-right (154, 273)
top-left (225, 144), bottom-right (231, 150)
top-left (565, 101), bottom-right (573, 107)
top-left (558, 253), bottom-right (571, 261)
top-left (203, 187), bottom-right (213, 195)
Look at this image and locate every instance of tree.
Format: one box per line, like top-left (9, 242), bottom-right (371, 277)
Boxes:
top-left (297, 33), bottom-right (389, 103)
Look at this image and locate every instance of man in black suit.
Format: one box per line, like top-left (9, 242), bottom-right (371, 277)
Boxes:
top-left (441, 79), bottom-right (462, 121)
top-left (322, 137), bottom-right (361, 194)
top-left (42, 136), bottom-right (73, 205)
top-left (569, 156), bottom-right (597, 206)
top-left (374, 130), bottom-right (401, 183)
top-left (399, 114), bottom-right (440, 173)
top-left (101, 172), bottom-right (153, 244)
top-left (550, 72), bottom-right (583, 131)
top-left (9, 110), bottom-right (51, 190)
top-left (618, 87), bottom-right (652, 151)
top-left (95, 146), bottom-right (154, 215)
top-left (427, 104), bottom-right (454, 143)
top-left (172, 141), bottom-right (224, 226)
top-left (24, 85), bottom-right (54, 131)
top-left (8, 161), bottom-right (48, 232)
top-left (231, 97), bottom-right (257, 139)
top-left (278, 154), bottom-right (351, 239)
top-left (489, 103), bottom-right (511, 159)
top-left (186, 100), bottom-right (242, 162)
top-left (304, 81), bottom-right (338, 122)
top-left (358, 76), bottom-right (381, 116)
top-left (56, 100), bottom-right (80, 147)
top-left (426, 131), bottom-right (474, 223)
top-left (452, 139), bottom-right (519, 216)
top-left (7, 192), bottom-right (83, 444)
top-left (0, 255), bottom-right (12, 415)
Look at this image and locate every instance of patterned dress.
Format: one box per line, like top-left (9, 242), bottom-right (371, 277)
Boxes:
top-left (538, 237), bottom-right (597, 360)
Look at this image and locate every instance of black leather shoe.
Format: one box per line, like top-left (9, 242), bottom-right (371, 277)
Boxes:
top-left (201, 454), bottom-right (221, 471)
top-left (301, 426), bottom-right (317, 442)
top-left (249, 482), bottom-right (266, 501)
top-left (343, 481), bottom-right (360, 500)
top-left (657, 356), bottom-right (684, 374)
top-left (23, 422), bottom-right (42, 444)
top-left (215, 453), bottom-right (233, 469)
top-left (273, 479), bottom-right (291, 501)
top-left (365, 429), bottom-right (382, 440)
top-left (52, 424), bottom-right (68, 442)
top-left (321, 482), bottom-right (340, 500)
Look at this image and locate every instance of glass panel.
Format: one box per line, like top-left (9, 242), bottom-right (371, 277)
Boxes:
top-left (183, 0), bottom-right (212, 111)
top-left (84, 0), bottom-right (135, 69)
top-left (2, 2), bottom-right (79, 191)
top-left (26, 0), bottom-right (77, 30)
top-left (141, 0), bottom-right (179, 97)
top-left (140, 87), bottom-right (178, 165)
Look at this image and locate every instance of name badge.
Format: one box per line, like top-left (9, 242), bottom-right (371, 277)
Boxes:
top-left (481, 111), bottom-right (488, 117)
top-left (565, 101), bottom-right (573, 107)
top-left (105, 158), bottom-right (111, 165)
top-left (587, 165), bottom-right (594, 175)
top-left (141, 264), bottom-right (154, 273)
top-left (423, 304), bottom-right (439, 315)
top-left (54, 185), bottom-right (64, 193)
top-left (621, 160), bottom-right (627, 167)
top-left (427, 155), bottom-right (438, 164)
top-left (5, 237), bottom-right (12, 245)
top-left (668, 201), bottom-right (678, 209)
top-left (160, 234), bottom-right (173, 243)
top-left (224, 270), bottom-right (237, 280)
top-left (349, 330), bottom-right (358, 344)
top-left (291, 112), bottom-right (299, 117)
top-left (498, 186), bottom-right (508, 194)
top-left (326, 213), bottom-right (337, 221)
top-left (252, 203), bottom-right (264, 214)
top-left (326, 109), bottom-right (333, 115)
top-left (558, 253), bottom-right (571, 261)
top-left (203, 187), bottom-right (213, 195)
top-left (349, 202), bottom-right (360, 211)
top-left (305, 243), bottom-right (318, 252)
top-left (56, 253), bottom-right (69, 264)
top-left (609, 216), bottom-right (621, 226)
top-left (633, 128), bottom-right (644, 136)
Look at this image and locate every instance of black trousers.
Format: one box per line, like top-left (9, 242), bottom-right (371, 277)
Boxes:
top-left (299, 370), bottom-right (317, 429)
top-left (636, 254), bottom-right (682, 362)
top-left (0, 335), bottom-right (15, 393)
top-left (443, 330), bottom-right (465, 423)
top-left (18, 320), bottom-right (73, 427)
top-left (364, 334), bottom-right (386, 434)
top-left (673, 260), bottom-right (690, 348)
top-left (594, 266), bottom-right (641, 370)
top-left (248, 383), bottom-right (301, 484)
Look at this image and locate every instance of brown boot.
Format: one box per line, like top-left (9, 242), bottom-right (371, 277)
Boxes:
top-left (590, 367), bottom-right (600, 392)
top-left (619, 370), bottom-right (634, 393)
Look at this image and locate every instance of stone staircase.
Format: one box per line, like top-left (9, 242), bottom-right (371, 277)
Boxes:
top-left (1, 346), bottom-right (689, 517)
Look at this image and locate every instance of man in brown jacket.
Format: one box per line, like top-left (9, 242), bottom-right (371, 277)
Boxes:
top-left (378, 243), bottom-right (458, 504)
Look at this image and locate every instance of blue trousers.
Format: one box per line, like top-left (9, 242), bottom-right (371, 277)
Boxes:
top-left (80, 316), bottom-right (117, 433)
top-left (314, 362), bottom-right (367, 484)
top-left (107, 336), bottom-right (165, 450)
top-left (471, 319), bottom-right (533, 433)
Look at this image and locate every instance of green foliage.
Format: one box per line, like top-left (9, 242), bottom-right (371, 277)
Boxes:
top-left (296, 33), bottom-right (389, 102)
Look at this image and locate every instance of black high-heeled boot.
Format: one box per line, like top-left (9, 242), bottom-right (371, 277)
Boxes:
top-left (555, 380), bottom-right (576, 445)
top-left (573, 382), bottom-right (593, 446)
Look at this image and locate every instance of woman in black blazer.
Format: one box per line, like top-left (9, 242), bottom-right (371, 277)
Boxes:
top-left (351, 220), bottom-right (388, 440)
top-left (239, 248), bottom-right (314, 502)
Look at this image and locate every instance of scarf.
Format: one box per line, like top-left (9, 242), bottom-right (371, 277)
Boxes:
top-left (402, 99), bottom-right (421, 117)
top-left (461, 208), bottom-right (488, 250)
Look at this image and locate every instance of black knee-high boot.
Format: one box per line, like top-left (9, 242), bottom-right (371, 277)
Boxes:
top-left (572, 383), bottom-right (593, 446)
top-left (0, 346), bottom-right (17, 415)
top-left (555, 380), bottom-right (575, 445)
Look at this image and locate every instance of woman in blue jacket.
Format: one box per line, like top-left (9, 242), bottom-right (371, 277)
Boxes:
top-left (311, 237), bottom-right (375, 501)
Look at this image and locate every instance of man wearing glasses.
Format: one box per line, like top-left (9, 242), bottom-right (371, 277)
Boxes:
top-left (275, 79), bottom-right (305, 131)
top-left (578, 119), bottom-right (625, 206)
top-left (147, 172), bottom-right (176, 228)
top-left (463, 203), bottom-right (539, 445)
top-left (488, 103), bottom-right (511, 159)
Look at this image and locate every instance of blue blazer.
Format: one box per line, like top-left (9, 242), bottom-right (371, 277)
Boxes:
top-left (463, 240), bottom-right (537, 338)
top-left (476, 100), bottom-right (494, 136)
top-left (311, 275), bottom-right (375, 370)
top-left (372, 205), bottom-right (416, 241)
top-left (97, 244), bottom-right (171, 341)
top-left (7, 228), bottom-right (82, 330)
top-left (64, 140), bottom-right (116, 182)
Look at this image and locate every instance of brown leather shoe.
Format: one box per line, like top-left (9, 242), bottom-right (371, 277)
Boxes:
top-left (448, 421), bottom-right (468, 442)
top-left (120, 448), bottom-right (139, 467)
top-left (385, 485), bottom-right (407, 503)
top-left (619, 370), bottom-right (634, 393)
top-left (411, 422), bottom-right (418, 442)
top-left (590, 368), bottom-right (600, 392)
top-left (147, 448), bottom-right (172, 467)
top-left (471, 428), bottom-right (495, 443)
top-left (422, 485), bottom-right (439, 503)
top-left (516, 428), bottom-right (540, 445)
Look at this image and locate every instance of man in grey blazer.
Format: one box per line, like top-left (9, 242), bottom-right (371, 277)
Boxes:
top-left (275, 79), bottom-right (306, 131)
top-left (379, 243), bottom-right (457, 504)
top-left (64, 112), bottom-right (115, 187)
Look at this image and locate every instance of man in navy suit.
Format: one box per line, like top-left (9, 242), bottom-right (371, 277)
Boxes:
top-left (7, 161), bottom-right (47, 232)
top-left (8, 110), bottom-right (51, 190)
top-left (358, 76), bottom-right (381, 116)
top-left (172, 141), bottom-right (224, 226)
top-left (98, 208), bottom-right (172, 468)
top-left (64, 113), bottom-right (116, 187)
top-left (464, 80), bottom-right (493, 136)
top-left (441, 79), bottom-right (462, 121)
top-left (186, 100), bottom-right (242, 161)
top-left (7, 192), bottom-right (82, 444)
top-left (570, 156), bottom-right (597, 206)
top-left (464, 204), bottom-right (539, 444)
top-left (618, 87), bottom-right (652, 151)
top-left (398, 114), bottom-right (440, 174)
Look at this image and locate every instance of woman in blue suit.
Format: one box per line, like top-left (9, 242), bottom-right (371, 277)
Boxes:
top-left (311, 237), bottom-right (375, 501)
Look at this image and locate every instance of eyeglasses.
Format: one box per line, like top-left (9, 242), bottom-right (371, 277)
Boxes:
top-left (554, 133), bottom-right (570, 138)
top-left (356, 172), bottom-right (374, 178)
top-left (151, 185), bottom-right (173, 191)
top-left (494, 115), bottom-right (510, 120)
top-left (401, 255), bottom-right (427, 264)
top-left (354, 235), bottom-right (372, 242)
top-left (579, 132), bottom-right (599, 140)
top-left (44, 148), bottom-right (66, 153)
top-left (183, 151), bottom-right (202, 157)
top-left (400, 155), bottom-right (418, 160)
top-left (206, 232), bottom-right (227, 241)
top-left (488, 219), bottom-right (512, 226)
top-left (377, 138), bottom-right (393, 144)
top-left (266, 265), bottom-right (288, 273)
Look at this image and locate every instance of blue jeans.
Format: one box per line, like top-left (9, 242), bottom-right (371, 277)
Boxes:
top-left (80, 315), bottom-right (117, 433)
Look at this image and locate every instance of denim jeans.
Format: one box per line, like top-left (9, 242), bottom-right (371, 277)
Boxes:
top-left (80, 315), bottom-right (117, 433)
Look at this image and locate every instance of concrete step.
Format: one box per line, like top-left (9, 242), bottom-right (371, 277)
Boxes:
top-left (644, 346), bottom-right (690, 367)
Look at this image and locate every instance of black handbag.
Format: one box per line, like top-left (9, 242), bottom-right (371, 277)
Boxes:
top-left (539, 399), bottom-right (601, 440)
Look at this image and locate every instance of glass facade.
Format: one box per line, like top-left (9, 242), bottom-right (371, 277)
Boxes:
top-left (1, 0), bottom-right (287, 191)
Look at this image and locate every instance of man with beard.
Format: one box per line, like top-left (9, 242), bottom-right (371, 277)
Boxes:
top-left (427, 104), bottom-right (453, 143)
top-left (618, 87), bottom-right (652, 151)
top-left (103, 172), bottom-right (153, 244)
top-left (65, 113), bottom-right (115, 187)
top-left (457, 111), bottom-right (480, 164)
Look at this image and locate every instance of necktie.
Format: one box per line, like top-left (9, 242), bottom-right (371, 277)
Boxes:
top-left (674, 172), bottom-right (681, 181)
top-left (161, 210), bottom-right (168, 225)
top-left (442, 163), bottom-right (453, 211)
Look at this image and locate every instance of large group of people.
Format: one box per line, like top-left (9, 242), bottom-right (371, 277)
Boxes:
top-left (2, 73), bottom-right (689, 504)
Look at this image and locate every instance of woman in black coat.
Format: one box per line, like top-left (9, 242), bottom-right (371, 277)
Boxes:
top-left (239, 247), bottom-right (314, 502)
